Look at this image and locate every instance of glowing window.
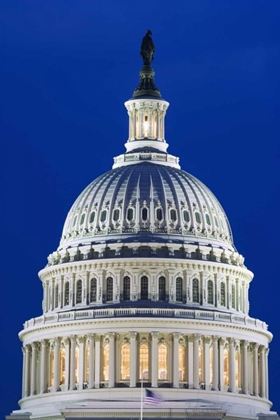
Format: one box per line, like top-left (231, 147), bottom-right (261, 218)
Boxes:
top-left (75, 347), bottom-right (79, 383)
top-left (102, 344), bottom-right (109, 381)
top-left (158, 276), bottom-right (166, 301)
top-left (55, 285), bottom-right (59, 308)
top-left (64, 282), bottom-right (70, 306)
top-left (140, 276), bottom-right (148, 300)
top-left (113, 209), bottom-right (120, 222)
top-left (205, 214), bottom-right (211, 225)
top-left (158, 344), bottom-right (168, 380)
top-left (60, 349), bottom-right (65, 385)
top-left (192, 278), bottom-right (199, 303)
top-left (89, 211), bottom-right (95, 223)
top-left (178, 345), bottom-right (186, 381)
top-left (123, 276), bottom-right (130, 301)
top-left (90, 278), bottom-right (97, 303)
top-left (224, 348), bottom-right (229, 385)
top-left (127, 208), bottom-right (134, 221)
top-left (120, 343), bottom-right (130, 380)
top-left (232, 284), bottom-right (235, 309)
top-left (235, 351), bottom-right (240, 388)
top-left (80, 213), bottom-right (85, 225)
top-left (156, 208), bottom-right (163, 221)
top-left (49, 350), bottom-right (54, 387)
top-left (195, 212), bottom-right (201, 223)
top-left (85, 346), bottom-right (89, 383)
top-left (176, 277), bottom-right (183, 302)
top-left (207, 280), bottom-right (214, 304)
top-left (139, 343), bottom-right (149, 380)
top-left (107, 277), bottom-right (113, 302)
top-left (100, 210), bottom-right (107, 222)
top-left (170, 209), bottom-right (177, 222)
top-left (183, 210), bottom-right (190, 223)
top-left (76, 279), bottom-right (82, 304)
top-left (142, 207), bottom-right (148, 221)
top-left (221, 282), bottom-right (226, 306)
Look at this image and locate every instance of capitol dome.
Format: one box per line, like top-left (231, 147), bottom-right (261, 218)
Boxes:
top-left (8, 31), bottom-right (277, 420)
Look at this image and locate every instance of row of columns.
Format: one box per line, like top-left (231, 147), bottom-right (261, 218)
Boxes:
top-left (22, 333), bottom-right (269, 400)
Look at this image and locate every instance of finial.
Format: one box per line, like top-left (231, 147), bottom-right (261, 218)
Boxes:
top-left (140, 29), bottom-right (155, 66)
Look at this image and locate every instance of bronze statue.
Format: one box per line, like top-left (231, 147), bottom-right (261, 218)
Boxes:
top-left (140, 29), bottom-right (155, 65)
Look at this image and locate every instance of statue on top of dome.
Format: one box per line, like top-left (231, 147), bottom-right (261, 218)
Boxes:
top-left (140, 29), bottom-right (155, 65)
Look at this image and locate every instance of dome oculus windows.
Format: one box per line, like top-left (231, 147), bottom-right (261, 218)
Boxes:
top-left (80, 213), bottom-right (85, 225)
top-left (205, 213), bottom-right (211, 225)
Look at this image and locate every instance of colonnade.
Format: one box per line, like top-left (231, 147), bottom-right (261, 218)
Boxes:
top-left (21, 333), bottom-right (269, 401)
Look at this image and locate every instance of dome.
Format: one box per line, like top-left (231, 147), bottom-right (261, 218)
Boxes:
top-left (60, 162), bottom-right (233, 251)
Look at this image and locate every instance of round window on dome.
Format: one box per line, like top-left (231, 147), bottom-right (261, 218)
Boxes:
top-left (142, 207), bottom-right (148, 221)
top-left (156, 208), bottom-right (163, 221)
top-left (100, 210), bottom-right (107, 222)
top-left (80, 214), bottom-right (85, 225)
top-left (205, 213), bottom-right (211, 225)
top-left (195, 212), bottom-right (201, 224)
top-left (89, 211), bottom-right (95, 224)
top-left (183, 210), bottom-right (190, 223)
top-left (113, 209), bottom-right (120, 222)
top-left (127, 208), bottom-right (134, 221)
top-left (170, 209), bottom-right (177, 222)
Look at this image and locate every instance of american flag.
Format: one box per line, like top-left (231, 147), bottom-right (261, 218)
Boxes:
top-left (144, 389), bottom-right (163, 406)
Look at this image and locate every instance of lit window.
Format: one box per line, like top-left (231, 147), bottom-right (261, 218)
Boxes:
top-left (76, 279), bottom-right (82, 304)
top-left (183, 210), bottom-right (190, 223)
top-left (205, 214), bottom-right (211, 225)
top-left (232, 284), bottom-right (235, 308)
top-left (49, 350), bottom-right (54, 387)
top-left (100, 210), bottom-right (107, 222)
top-left (140, 276), bottom-right (148, 300)
top-left (120, 343), bottom-right (130, 380)
top-left (178, 345), bottom-right (186, 381)
top-left (221, 282), bottom-right (226, 306)
top-left (64, 282), bottom-right (70, 306)
top-left (156, 208), bottom-right (163, 221)
top-left (192, 278), bottom-right (199, 303)
top-left (75, 347), bottom-right (79, 383)
top-left (80, 213), bottom-right (85, 225)
top-left (235, 350), bottom-right (240, 388)
top-left (55, 285), bottom-right (59, 308)
top-left (207, 280), bottom-right (214, 304)
top-left (113, 209), bottom-right (120, 222)
top-left (89, 211), bottom-right (95, 223)
top-left (139, 343), bottom-right (149, 380)
top-left (102, 344), bottom-right (109, 381)
top-left (85, 346), bottom-right (89, 383)
top-left (176, 277), bottom-right (183, 302)
top-left (127, 208), bottom-right (134, 221)
top-left (195, 212), bottom-right (201, 223)
top-left (107, 277), bottom-right (113, 302)
top-left (142, 207), bottom-right (148, 221)
top-left (158, 344), bottom-right (168, 380)
top-left (224, 348), bottom-right (229, 385)
top-left (170, 209), bottom-right (177, 222)
top-left (60, 349), bottom-right (65, 385)
top-left (123, 276), bottom-right (130, 301)
top-left (90, 278), bottom-right (97, 303)
top-left (158, 276), bottom-right (166, 301)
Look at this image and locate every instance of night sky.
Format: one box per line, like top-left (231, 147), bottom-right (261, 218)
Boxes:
top-left (1, 0), bottom-right (280, 417)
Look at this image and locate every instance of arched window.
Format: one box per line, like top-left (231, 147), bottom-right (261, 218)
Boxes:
top-left (49, 349), bottom-right (54, 387)
top-left (120, 343), bottom-right (130, 380)
top-left (76, 279), bottom-right (82, 304)
top-left (183, 210), bottom-right (190, 223)
top-left (64, 282), bottom-right (70, 306)
top-left (170, 209), bottom-right (177, 222)
top-left (158, 343), bottom-right (168, 380)
top-left (205, 213), bottom-right (211, 225)
top-left (113, 209), bottom-right (120, 222)
top-left (158, 276), bottom-right (166, 301)
top-left (60, 348), bottom-right (65, 385)
top-left (224, 348), bottom-right (229, 386)
top-left (178, 344), bottom-right (186, 381)
top-left (100, 210), bottom-right (107, 223)
top-left (123, 276), bottom-right (130, 301)
top-left (220, 282), bottom-right (226, 306)
top-left (195, 212), bottom-right (201, 223)
top-left (176, 277), bottom-right (183, 302)
top-left (232, 284), bottom-right (236, 309)
top-left (199, 344), bottom-right (203, 383)
top-left (55, 285), bottom-right (59, 308)
top-left (142, 207), bottom-right (148, 221)
top-left (140, 276), bottom-right (148, 300)
top-left (90, 278), bottom-right (97, 303)
top-left (89, 211), bottom-right (95, 223)
top-left (139, 343), bottom-right (149, 380)
top-left (102, 344), bottom-right (109, 381)
top-left (72, 215), bottom-right (77, 227)
top-left (207, 280), bottom-right (214, 304)
top-left (127, 208), bottom-right (134, 221)
top-left (75, 347), bottom-right (79, 383)
top-left (80, 213), bottom-right (85, 225)
top-left (192, 278), bottom-right (199, 303)
top-left (106, 277), bottom-right (113, 302)
top-left (156, 208), bottom-right (163, 221)
top-left (235, 350), bottom-right (240, 388)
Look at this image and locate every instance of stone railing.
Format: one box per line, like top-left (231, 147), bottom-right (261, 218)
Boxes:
top-left (23, 307), bottom-right (268, 332)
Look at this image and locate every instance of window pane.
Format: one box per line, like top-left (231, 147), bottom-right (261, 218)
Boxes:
top-left (176, 277), bottom-right (183, 302)
top-left (183, 210), bottom-right (190, 222)
top-left (158, 344), bottom-right (168, 380)
top-left (89, 211), bottom-right (95, 223)
top-left (60, 349), bottom-right (65, 385)
top-left (224, 349), bottom-right (229, 385)
top-left (156, 208), bottom-right (163, 221)
top-left (232, 285), bottom-right (235, 308)
top-left (64, 282), bottom-right (69, 306)
top-left (178, 345), bottom-right (185, 381)
top-left (139, 344), bottom-right (149, 380)
top-left (107, 277), bottom-right (113, 302)
top-left (127, 208), bottom-right (134, 221)
top-left (192, 278), bottom-right (199, 303)
top-left (207, 280), bottom-right (214, 304)
top-left (205, 214), bottom-right (211, 225)
top-left (170, 209), bottom-right (177, 221)
top-left (123, 276), bottom-right (130, 301)
top-left (195, 212), bottom-right (201, 223)
top-left (140, 276), bottom-right (148, 300)
top-left (55, 285), bottom-right (59, 308)
top-left (100, 210), bottom-right (107, 222)
top-left (102, 344), bottom-right (109, 381)
top-left (158, 276), bottom-right (166, 301)
top-left (121, 344), bottom-right (130, 380)
top-left (80, 214), bottom-right (85, 225)
top-left (221, 282), bottom-right (225, 306)
top-left (49, 351), bottom-right (54, 387)
top-left (214, 216), bottom-right (218, 227)
top-left (90, 278), bottom-right (97, 303)
top-left (142, 207), bottom-right (148, 221)
top-left (72, 216), bottom-right (77, 227)
top-left (113, 209), bottom-right (120, 222)
top-left (76, 280), bottom-right (82, 304)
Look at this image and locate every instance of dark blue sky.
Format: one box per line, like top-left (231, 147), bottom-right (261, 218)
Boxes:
top-left (1, 0), bottom-right (280, 417)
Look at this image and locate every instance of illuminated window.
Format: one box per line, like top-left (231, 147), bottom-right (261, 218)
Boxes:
top-left (221, 282), bottom-right (226, 306)
top-left (76, 279), bottom-right (82, 304)
top-left (144, 115), bottom-right (149, 137)
top-left (176, 277), bottom-right (183, 302)
top-left (235, 350), bottom-right (240, 388)
top-left (210, 346), bottom-right (213, 384)
top-left (183, 210), bottom-right (190, 223)
top-left (158, 276), bottom-right (166, 301)
top-left (156, 208), bottom-right (163, 221)
top-left (120, 343), bottom-right (130, 380)
top-left (49, 350), bottom-right (54, 387)
top-left (192, 278), bottom-right (199, 303)
top-left (142, 207), bottom-right (148, 221)
top-left (90, 278), bottom-right (97, 303)
top-left (139, 343), bottom-right (149, 380)
top-left (207, 280), bottom-right (214, 304)
top-left (100, 210), bottom-right (107, 223)
top-left (89, 211), bottom-right (95, 223)
top-left (107, 277), bottom-right (113, 302)
top-left (195, 212), bottom-right (201, 223)
top-left (55, 285), bottom-right (59, 308)
top-left (127, 208), bottom-right (134, 221)
top-left (85, 345), bottom-right (89, 383)
top-left (224, 348), bottom-right (229, 386)
top-left (199, 345), bottom-right (203, 383)
top-left (75, 347), bottom-right (79, 383)
top-left (232, 284), bottom-right (235, 309)
top-left (60, 349), bottom-right (65, 385)
top-left (178, 345), bottom-right (186, 381)
top-left (80, 213), bottom-right (85, 225)
top-left (123, 276), bottom-right (130, 301)
top-left (170, 209), bottom-right (177, 222)
top-left (205, 214), bottom-right (211, 225)
top-left (158, 344), bottom-right (168, 380)
top-left (113, 209), bottom-right (120, 222)
top-left (64, 282), bottom-right (69, 306)
top-left (140, 276), bottom-right (148, 300)
top-left (102, 344), bottom-right (109, 381)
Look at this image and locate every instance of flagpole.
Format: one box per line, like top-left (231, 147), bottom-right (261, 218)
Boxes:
top-left (140, 363), bottom-right (143, 420)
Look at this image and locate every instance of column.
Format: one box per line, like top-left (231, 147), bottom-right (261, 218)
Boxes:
top-left (88, 334), bottom-right (95, 389)
top-left (95, 335), bottom-right (101, 388)
top-left (22, 347), bottom-right (26, 398)
top-left (219, 339), bottom-right (225, 391)
top-left (64, 338), bottom-right (70, 391)
top-left (260, 346), bottom-right (266, 398)
top-left (253, 343), bottom-right (259, 396)
top-left (203, 337), bottom-right (211, 390)
top-left (193, 335), bottom-right (199, 389)
top-left (151, 332), bottom-right (158, 387)
top-left (228, 338), bottom-right (236, 393)
top-left (265, 348), bottom-right (269, 399)
top-left (173, 333), bottom-right (179, 388)
top-left (78, 336), bottom-right (85, 390)
top-left (40, 340), bottom-right (48, 394)
top-left (30, 342), bottom-right (37, 395)
top-left (130, 332), bottom-right (137, 387)
top-left (187, 335), bottom-right (194, 388)
top-left (24, 345), bottom-right (31, 397)
top-left (212, 337), bottom-right (218, 391)
top-left (69, 336), bottom-right (76, 390)
top-left (241, 340), bottom-right (248, 394)
top-left (53, 338), bottom-right (60, 391)
top-left (109, 333), bottom-right (115, 387)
